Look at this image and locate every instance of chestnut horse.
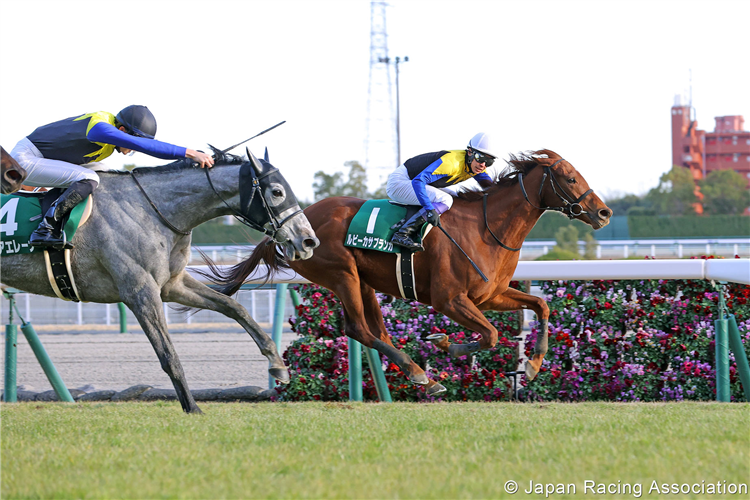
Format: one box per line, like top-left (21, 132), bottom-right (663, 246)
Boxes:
top-left (213, 150), bottom-right (612, 395)
top-left (1, 146), bottom-right (27, 194)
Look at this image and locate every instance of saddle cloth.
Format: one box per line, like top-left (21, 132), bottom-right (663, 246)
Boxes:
top-left (0, 191), bottom-right (93, 256)
top-left (344, 200), bottom-right (427, 254)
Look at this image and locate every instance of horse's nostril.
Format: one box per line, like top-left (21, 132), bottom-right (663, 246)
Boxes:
top-left (599, 208), bottom-right (612, 219)
top-left (304, 237), bottom-right (319, 249)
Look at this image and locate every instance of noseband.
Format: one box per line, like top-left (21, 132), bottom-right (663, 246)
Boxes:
top-left (205, 163), bottom-right (303, 243)
top-left (518, 158), bottom-right (593, 219)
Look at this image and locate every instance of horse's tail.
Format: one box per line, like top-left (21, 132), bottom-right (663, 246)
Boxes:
top-left (193, 238), bottom-right (291, 296)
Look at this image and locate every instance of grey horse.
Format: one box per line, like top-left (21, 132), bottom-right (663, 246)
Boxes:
top-left (0, 150), bottom-right (319, 413)
top-left (2, 146), bottom-right (27, 194)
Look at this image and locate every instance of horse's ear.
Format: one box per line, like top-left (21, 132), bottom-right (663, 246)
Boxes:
top-left (247, 147), bottom-right (263, 175)
top-left (264, 147), bottom-right (269, 162)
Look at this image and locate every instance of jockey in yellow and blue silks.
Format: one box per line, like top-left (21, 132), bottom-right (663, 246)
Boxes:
top-left (10, 105), bottom-right (214, 250)
top-left (386, 132), bottom-right (497, 251)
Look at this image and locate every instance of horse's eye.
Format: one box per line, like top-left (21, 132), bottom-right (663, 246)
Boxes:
top-left (567, 178), bottom-right (576, 184)
top-left (273, 189), bottom-right (283, 197)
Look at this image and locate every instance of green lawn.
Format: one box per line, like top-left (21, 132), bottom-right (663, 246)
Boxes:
top-left (2, 402), bottom-right (748, 499)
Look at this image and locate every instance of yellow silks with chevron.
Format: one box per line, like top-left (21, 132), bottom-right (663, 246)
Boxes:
top-left (74, 111), bottom-right (117, 162)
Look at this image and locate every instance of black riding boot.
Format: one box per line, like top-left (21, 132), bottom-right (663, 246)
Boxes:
top-left (390, 210), bottom-right (428, 252)
top-left (29, 180), bottom-right (95, 250)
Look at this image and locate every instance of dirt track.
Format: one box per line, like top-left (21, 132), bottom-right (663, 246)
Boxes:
top-left (1, 323), bottom-right (297, 393)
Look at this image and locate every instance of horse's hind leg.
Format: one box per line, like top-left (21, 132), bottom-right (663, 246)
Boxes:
top-left (478, 287), bottom-right (550, 381)
top-left (121, 283), bottom-right (202, 414)
top-left (333, 278), bottom-right (437, 391)
top-left (162, 273), bottom-right (289, 384)
top-left (360, 284), bottom-right (446, 396)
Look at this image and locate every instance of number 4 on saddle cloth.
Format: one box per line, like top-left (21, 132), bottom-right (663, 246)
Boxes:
top-left (344, 199), bottom-right (434, 301)
top-left (1, 190), bottom-right (93, 302)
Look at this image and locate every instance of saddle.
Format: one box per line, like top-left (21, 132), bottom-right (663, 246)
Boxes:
top-left (1, 190), bottom-right (93, 302)
top-left (344, 200), bottom-right (429, 254)
top-left (344, 199), bottom-right (432, 302)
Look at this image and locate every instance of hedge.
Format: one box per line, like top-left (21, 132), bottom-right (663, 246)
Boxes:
top-left (629, 215), bottom-right (750, 238)
top-left (279, 268), bottom-right (749, 402)
top-left (191, 220), bottom-right (265, 245)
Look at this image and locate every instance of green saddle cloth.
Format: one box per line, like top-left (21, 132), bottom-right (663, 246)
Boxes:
top-left (0, 193), bottom-right (91, 256)
top-left (345, 200), bottom-right (426, 254)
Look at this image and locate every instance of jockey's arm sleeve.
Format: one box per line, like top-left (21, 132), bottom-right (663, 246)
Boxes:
top-left (475, 172), bottom-right (493, 188)
top-left (411, 167), bottom-right (445, 212)
top-left (87, 122), bottom-right (188, 160)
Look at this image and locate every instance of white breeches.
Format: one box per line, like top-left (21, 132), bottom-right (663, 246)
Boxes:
top-left (385, 165), bottom-right (455, 209)
top-left (11, 137), bottom-right (101, 188)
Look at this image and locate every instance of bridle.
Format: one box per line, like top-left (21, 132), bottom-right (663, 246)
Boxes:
top-left (204, 157), bottom-right (304, 243)
top-left (519, 158), bottom-right (593, 219)
top-left (132, 156), bottom-right (303, 243)
top-left (482, 157), bottom-right (594, 252)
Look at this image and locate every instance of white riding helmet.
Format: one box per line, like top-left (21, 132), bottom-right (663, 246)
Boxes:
top-left (467, 132), bottom-right (496, 158)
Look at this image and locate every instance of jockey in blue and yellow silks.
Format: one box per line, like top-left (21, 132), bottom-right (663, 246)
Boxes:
top-left (386, 132), bottom-right (497, 251)
top-left (10, 105), bottom-right (214, 250)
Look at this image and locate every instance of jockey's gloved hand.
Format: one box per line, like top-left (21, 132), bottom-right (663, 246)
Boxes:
top-left (425, 210), bottom-right (440, 226)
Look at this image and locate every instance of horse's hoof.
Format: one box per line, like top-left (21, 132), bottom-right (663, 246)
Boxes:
top-left (410, 373), bottom-right (429, 385)
top-left (425, 333), bottom-right (448, 343)
top-left (448, 341), bottom-right (481, 358)
top-left (269, 367), bottom-right (290, 385)
top-left (525, 361), bottom-right (538, 381)
top-left (426, 382), bottom-right (446, 396)
top-left (425, 333), bottom-right (451, 351)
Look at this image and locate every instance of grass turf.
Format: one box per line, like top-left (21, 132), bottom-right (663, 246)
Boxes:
top-left (2, 401), bottom-right (748, 499)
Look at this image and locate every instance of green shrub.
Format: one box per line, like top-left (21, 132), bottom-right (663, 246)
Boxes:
top-left (629, 215), bottom-right (749, 238)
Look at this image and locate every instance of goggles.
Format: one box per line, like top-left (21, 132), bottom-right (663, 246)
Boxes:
top-left (471, 151), bottom-right (495, 167)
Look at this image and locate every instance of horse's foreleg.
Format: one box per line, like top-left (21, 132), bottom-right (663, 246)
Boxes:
top-left (162, 274), bottom-right (289, 384)
top-left (479, 288), bottom-right (550, 381)
top-left (121, 284), bottom-right (202, 414)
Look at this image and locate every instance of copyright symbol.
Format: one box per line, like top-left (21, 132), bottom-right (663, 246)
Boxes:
top-left (504, 480), bottom-right (518, 494)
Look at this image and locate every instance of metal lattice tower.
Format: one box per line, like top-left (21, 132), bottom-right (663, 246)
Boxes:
top-left (364, 0), bottom-right (397, 188)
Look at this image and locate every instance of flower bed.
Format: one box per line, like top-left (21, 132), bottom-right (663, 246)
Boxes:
top-left (280, 276), bottom-right (749, 402)
top-left (279, 284), bottom-right (523, 402)
top-left (525, 277), bottom-right (749, 402)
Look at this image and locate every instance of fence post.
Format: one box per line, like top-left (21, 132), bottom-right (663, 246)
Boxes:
top-left (714, 282), bottom-right (731, 402)
top-left (715, 317), bottom-right (731, 402)
top-left (364, 347), bottom-right (392, 402)
top-left (727, 314), bottom-right (750, 401)
top-left (270, 284), bottom-right (288, 389)
top-left (20, 322), bottom-right (74, 402)
top-left (348, 339), bottom-right (363, 401)
top-left (117, 303), bottom-right (127, 333)
top-left (3, 292), bottom-right (17, 402)
top-left (289, 287), bottom-right (301, 309)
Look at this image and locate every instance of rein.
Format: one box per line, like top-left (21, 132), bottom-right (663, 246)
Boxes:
top-left (131, 172), bottom-right (191, 236)
top-left (482, 193), bottom-right (522, 252)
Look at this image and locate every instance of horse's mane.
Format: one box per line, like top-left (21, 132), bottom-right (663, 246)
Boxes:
top-left (457, 149), bottom-right (560, 202)
top-left (103, 152), bottom-right (246, 176)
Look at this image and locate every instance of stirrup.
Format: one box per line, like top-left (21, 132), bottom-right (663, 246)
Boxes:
top-left (391, 233), bottom-right (423, 252)
top-left (29, 226), bottom-right (70, 250)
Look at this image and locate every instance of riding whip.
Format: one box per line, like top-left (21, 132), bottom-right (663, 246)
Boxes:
top-left (219, 121), bottom-right (287, 155)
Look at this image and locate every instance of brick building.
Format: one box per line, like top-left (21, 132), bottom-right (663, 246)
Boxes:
top-left (671, 97), bottom-right (750, 189)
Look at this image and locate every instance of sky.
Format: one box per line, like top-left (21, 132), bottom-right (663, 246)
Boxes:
top-left (1, 0), bottom-right (748, 204)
